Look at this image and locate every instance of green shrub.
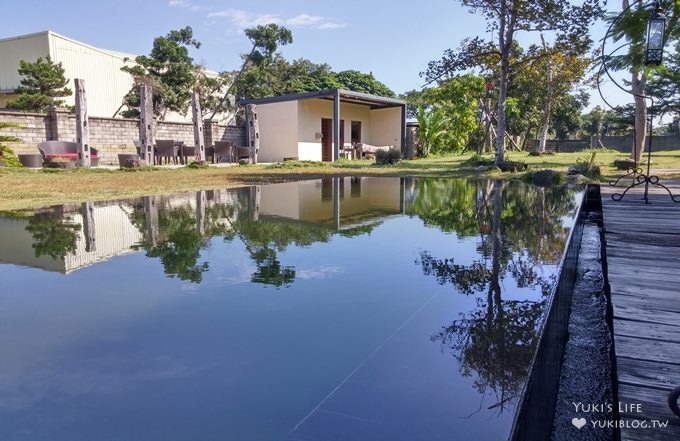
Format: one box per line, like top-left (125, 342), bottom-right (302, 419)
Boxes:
top-left (0, 122), bottom-right (23, 167)
top-left (570, 152), bottom-right (601, 176)
top-left (461, 153), bottom-right (495, 167)
top-left (497, 160), bottom-right (527, 172)
top-left (375, 148), bottom-right (401, 165)
top-left (0, 145), bottom-right (21, 167)
top-left (186, 161), bottom-right (209, 169)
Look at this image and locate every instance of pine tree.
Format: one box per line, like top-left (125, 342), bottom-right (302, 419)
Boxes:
top-left (6, 57), bottom-right (72, 112)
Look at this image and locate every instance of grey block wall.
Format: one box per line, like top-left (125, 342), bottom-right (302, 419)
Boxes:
top-left (0, 108), bottom-right (245, 165)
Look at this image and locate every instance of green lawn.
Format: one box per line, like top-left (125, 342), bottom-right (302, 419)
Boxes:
top-left (2, 149), bottom-right (679, 211)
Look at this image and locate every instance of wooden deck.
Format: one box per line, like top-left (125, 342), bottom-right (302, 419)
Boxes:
top-left (601, 179), bottom-right (680, 440)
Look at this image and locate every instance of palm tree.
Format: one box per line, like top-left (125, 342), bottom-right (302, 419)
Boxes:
top-left (415, 107), bottom-right (450, 157)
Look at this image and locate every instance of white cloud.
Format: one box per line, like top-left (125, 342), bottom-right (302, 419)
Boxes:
top-left (207, 8), bottom-right (345, 31)
top-left (285, 14), bottom-right (324, 27)
top-left (318, 21), bottom-right (347, 30)
top-left (296, 265), bottom-right (344, 280)
top-left (169, 0), bottom-right (204, 12)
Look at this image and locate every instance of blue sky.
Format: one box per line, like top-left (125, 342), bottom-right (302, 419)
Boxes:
top-left (4, 0), bottom-right (624, 108)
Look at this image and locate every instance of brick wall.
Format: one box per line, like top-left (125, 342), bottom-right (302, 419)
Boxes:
top-left (1, 108), bottom-right (245, 165)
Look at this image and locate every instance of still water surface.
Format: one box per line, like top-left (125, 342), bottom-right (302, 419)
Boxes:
top-left (0, 177), bottom-right (581, 441)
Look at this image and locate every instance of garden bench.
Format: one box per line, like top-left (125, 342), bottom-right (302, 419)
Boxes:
top-left (37, 141), bottom-right (99, 166)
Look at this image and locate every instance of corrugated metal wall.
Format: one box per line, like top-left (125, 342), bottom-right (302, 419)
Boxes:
top-left (0, 33), bottom-right (51, 91)
top-left (49, 32), bottom-right (135, 118)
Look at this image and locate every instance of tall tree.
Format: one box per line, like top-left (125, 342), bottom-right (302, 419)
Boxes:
top-left (529, 38), bottom-right (591, 151)
top-left (209, 23), bottom-right (293, 120)
top-left (120, 26), bottom-right (201, 120)
top-left (607, 1), bottom-right (680, 161)
top-left (425, 0), bottom-right (602, 165)
top-left (411, 74), bottom-right (484, 156)
top-left (6, 57), bottom-right (72, 112)
top-left (332, 70), bottom-right (395, 96)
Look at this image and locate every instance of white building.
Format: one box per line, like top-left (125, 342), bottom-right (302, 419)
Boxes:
top-left (241, 89), bottom-right (407, 162)
top-left (0, 31), bottom-right (138, 119)
top-left (0, 31), bottom-right (227, 122)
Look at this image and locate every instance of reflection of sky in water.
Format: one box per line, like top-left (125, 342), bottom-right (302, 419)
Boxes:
top-left (0, 179), bottom-right (581, 441)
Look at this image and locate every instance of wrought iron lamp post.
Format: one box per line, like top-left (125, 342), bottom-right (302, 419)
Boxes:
top-left (599, 1), bottom-right (680, 203)
top-left (645, 10), bottom-right (666, 65)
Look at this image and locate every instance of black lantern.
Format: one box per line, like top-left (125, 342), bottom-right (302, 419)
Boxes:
top-left (645, 10), bottom-right (666, 65)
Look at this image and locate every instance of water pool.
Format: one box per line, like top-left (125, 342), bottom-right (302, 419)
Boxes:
top-left (0, 177), bottom-right (581, 441)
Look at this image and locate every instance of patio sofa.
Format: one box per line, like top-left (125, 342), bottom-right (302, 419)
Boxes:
top-left (37, 141), bottom-right (99, 166)
top-left (356, 143), bottom-right (394, 159)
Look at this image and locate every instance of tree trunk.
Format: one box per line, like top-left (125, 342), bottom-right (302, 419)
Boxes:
top-left (631, 69), bottom-right (647, 162)
top-left (623, 0), bottom-right (647, 162)
top-left (538, 39), bottom-right (553, 154)
top-left (495, 3), bottom-right (512, 166)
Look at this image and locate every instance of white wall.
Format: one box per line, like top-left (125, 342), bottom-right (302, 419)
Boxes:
top-left (298, 99), bottom-right (373, 160)
top-left (369, 107), bottom-right (402, 148)
top-left (256, 97), bottom-right (402, 162)
top-left (0, 31), bottom-right (229, 122)
top-left (256, 100), bottom-right (298, 162)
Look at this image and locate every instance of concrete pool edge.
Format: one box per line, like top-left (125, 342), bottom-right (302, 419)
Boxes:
top-left (509, 184), bottom-right (601, 440)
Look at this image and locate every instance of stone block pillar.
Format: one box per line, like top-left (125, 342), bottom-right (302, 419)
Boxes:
top-left (47, 107), bottom-right (73, 141)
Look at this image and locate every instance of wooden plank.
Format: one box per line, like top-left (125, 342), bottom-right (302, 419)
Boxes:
top-left (614, 335), bottom-right (680, 364)
top-left (615, 318), bottom-right (680, 344)
top-left (608, 270), bottom-right (680, 286)
top-left (617, 383), bottom-right (680, 430)
top-left (612, 291), bottom-right (680, 308)
top-left (601, 181), bottom-right (680, 441)
top-left (606, 253), bottom-right (680, 265)
top-left (617, 357), bottom-right (680, 391)
top-left (604, 217), bottom-right (680, 224)
top-left (608, 277), bottom-right (680, 293)
top-left (605, 233), bottom-right (680, 247)
top-left (606, 245), bottom-right (680, 260)
top-left (612, 296), bottom-right (680, 315)
top-left (613, 304), bottom-right (680, 327)
top-left (608, 264), bottom-right (680, 279)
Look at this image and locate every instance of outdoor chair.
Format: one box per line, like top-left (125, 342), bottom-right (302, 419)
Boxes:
top-left (155, 139), bottom-right (179, 165)
top-left (236, 147), bottom-right (251, 162)
top-left (210, 141), bottom-right (235, 163)
top-left (180, 144), bottom-right (195, 164)
top-left (37, 141), bottom-right (99, 165)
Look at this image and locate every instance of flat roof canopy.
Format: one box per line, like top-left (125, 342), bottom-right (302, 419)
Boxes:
top-left (240, 89), bottom-right (406, 110)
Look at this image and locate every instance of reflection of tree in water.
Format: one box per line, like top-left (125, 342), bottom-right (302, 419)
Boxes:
top-left (25, 211), bottom-right (81, 259)
top-left (224, 212), bottom-right (379, 288)
top-left (131, 202), bottom-right (210, 283)
top-left (129, 189), bottom-right (378, 287)
top-left (411, 179), bottom-right (579, 412)
top-left (224, 219), bottom-right (333, 288)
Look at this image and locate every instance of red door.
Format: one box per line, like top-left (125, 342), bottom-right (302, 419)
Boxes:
top-left (321, 118), bottom-right (332, 162)
top-left (321, 119), bottom-right (344, 162)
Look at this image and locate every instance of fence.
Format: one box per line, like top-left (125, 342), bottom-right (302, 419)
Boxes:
top-left (526, 135), bottom-right (680, 153)
top-left (0, 108), bottom-right (245, 165)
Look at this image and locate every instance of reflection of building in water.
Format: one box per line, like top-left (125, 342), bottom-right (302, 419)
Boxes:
top-left (259, 177), bottom-right (405, 229)
top-left (0, 203), bottom-right (142, 274)
top-left (0, 179), bottom-right (408, 274)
